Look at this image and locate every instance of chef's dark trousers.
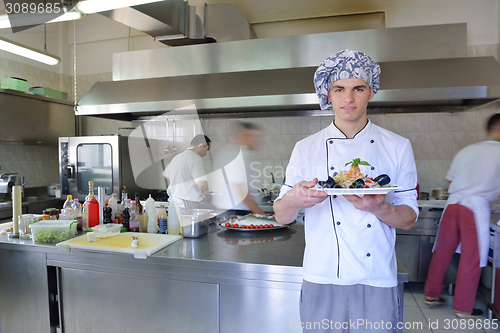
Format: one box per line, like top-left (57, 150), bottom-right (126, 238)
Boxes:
top-left (424, 203), bottom-right (481, 313)
top-left (300, 280), bottom-right (402, 332)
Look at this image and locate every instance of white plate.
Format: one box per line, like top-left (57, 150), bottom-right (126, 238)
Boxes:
top-left (218, 223), bottom-right (288, 232)
top-left (316, 184), bottom-right (404, 195)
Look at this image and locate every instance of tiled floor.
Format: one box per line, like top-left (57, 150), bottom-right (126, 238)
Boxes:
top-left (404, 283), bottom-right (500, 333)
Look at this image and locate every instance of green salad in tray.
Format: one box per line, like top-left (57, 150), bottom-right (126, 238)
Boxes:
top-left (32, 228), bottom-right (69, 243)
top-left (30, 220), bottom-right (76, 244)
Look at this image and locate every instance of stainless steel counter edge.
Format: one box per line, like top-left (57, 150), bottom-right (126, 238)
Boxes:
top-left (0, 224), bottom-right (409, 286)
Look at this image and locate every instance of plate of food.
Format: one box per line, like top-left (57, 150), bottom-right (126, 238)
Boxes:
top-left (219, 214), bottom-right (287, 231)
top-left (315, 158), bottom-right (404, 195)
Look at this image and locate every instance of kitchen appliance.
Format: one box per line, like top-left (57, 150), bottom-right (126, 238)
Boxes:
top-left (59, 135), bottom-right (148, 202)
top-left (0, 172), bottom-right (17, 201)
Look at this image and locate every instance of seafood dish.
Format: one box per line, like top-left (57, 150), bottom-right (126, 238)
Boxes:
top-left (318, 158), bottom-right (392, 189)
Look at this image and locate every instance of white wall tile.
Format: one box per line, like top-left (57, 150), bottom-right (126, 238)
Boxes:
top-left (429, 113), bottom-right (453, 132)
top-left (300, 116), bottom-right (321, 134)
top-left (262, 117), bottom-right (282, 134)
top-left (208, 119), bottom-right (227, 136)
top-left (368, 114), bottom-right (385, 128)
top-left (281, 135), bottom-right (300, 160)
top-left (406, 132), bottom-right (430, 160)
top-left (262, 135), bottom-right (282, 160)
top-left (282, 117), bottom-right (301, 134)
top-left (407, 113), bottom-right (430, 132)
top-left (428, 132), bottom-right (454, 159)
top-left (384, 114), bottom-right (407, 133)
top-left (452, 111), bottom-right (477, 131)
top-left (415, 159), bottom-right (429, 193)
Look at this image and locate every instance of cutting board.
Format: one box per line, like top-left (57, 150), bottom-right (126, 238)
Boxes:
top-left (56, 232), bottom-right (181, 259)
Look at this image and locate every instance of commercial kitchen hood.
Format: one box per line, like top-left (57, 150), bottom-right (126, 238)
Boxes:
top-left (98, 0), bottom-right (254, 46)
top-left (77, 23), bottom-right (500, 120)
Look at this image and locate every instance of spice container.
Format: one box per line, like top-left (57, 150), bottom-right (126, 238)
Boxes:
top-left (42, 208), bottom-right (59, 220)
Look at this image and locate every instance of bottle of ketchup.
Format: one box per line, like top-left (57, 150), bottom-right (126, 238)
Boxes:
top-left (88, 195), bottom-right (99, 228)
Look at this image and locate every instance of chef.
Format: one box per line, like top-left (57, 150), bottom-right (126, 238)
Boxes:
top-left (274, 49), bottom-right (418, 332)
top-left (211, 121), bottom-right (267, 217)
top-left (163, 134), bottom-right (211, 229)
top-left (424, 113), bottom-right (500, 319)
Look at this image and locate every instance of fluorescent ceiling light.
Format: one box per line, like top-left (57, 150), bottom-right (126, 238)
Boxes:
top-left (0, 10), bottom-right (83, 29)
top-left (0, 36), bottom-right (60, 65)
top-left (76, 0), bottom-right (164, 14)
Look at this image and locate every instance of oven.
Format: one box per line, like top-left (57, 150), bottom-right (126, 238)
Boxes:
top-left (59, 135), bottom-right (147, 201)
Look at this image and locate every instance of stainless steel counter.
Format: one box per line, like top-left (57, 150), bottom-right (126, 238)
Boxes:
top-left (0, 224), bottom-right (408, 333)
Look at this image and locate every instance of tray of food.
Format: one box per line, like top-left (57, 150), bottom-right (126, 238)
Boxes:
top-left (315, 158), bottom-right (403, 195)
top-left (218, 214), bottom-right (287, 231)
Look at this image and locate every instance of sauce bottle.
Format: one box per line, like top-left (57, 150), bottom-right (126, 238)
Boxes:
top-left (88, 195), bottom-right (99, 228)
top-left (103, 200), bottom-right (113, 224)
top-left (129, 200), bottom-right (139, 232)
top-left (135, 193), bottom-right (143, 215)
top-left (158, 205), bottom-right (168, 234)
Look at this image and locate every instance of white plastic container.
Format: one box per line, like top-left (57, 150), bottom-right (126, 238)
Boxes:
top-left (91, 224), bottom-right (123, 238)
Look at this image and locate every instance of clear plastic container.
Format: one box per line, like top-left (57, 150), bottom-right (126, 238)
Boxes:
top-left (30, 220), bottom-right (77, 244)
top-left (92, 224), bottom-right (123, 238)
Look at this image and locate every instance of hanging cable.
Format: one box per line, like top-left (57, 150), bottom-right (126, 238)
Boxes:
top-left (73, 19), bottom-right (77, 112)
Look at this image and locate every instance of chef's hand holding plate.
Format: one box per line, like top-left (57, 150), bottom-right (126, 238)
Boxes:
top-left (343, 193), bottom-right (386, 213)
top-left (284, 178), bottom-right (329, 208)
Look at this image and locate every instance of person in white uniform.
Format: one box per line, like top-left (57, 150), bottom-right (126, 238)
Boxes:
top-left (163, 134), bottom-right (211, 230)
top-left (424, 113), bottom-right (500, 319)
top-left (273, 49), bottom-right (418, 332)
top-left (211, 121), bottom-right (267, 217)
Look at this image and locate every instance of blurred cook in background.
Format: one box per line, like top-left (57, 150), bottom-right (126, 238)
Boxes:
top-left (211, 121), bottom-right (267, 218)
top-left (424, 113), bottom-right (500, 319)
top-left (163, 134), bottom-right (212, 229)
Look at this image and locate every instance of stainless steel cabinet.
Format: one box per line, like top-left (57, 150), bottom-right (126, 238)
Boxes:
top-left (220, 284), bottom-right (301, 333)
top-left (59, 268), bottom-right (219, 333)
top-left (0, 248), bottom-right (51, 333)
top-left (395, 235), bottom-right (420, 282)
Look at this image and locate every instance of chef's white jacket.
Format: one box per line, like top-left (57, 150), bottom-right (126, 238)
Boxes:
top-left (278, 121), bottom-right (418, 287)
top-left (436, 139), bottom-right (500, 267)
top-left (163, 148), bottom-right (207, 208)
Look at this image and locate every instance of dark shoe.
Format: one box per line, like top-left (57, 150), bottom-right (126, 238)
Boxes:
top-left (424, 297), bottom-right (446, 306)
top-left (455, 308), bottom-right (484, 318)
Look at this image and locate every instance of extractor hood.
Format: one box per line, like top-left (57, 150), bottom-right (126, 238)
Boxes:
top-left (98, 0), bottom-right (254, 46)
top-left (77, 23), bottom-right (500, 120)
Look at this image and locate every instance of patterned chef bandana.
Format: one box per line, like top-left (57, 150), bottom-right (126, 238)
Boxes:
top-left (313, 49), bottom-right (381, 110)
